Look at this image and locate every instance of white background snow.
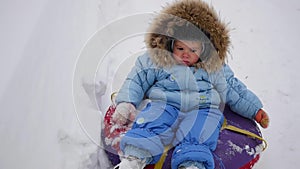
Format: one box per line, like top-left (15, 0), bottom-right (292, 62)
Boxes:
top-left (1, 0), bottom-right (300, 168)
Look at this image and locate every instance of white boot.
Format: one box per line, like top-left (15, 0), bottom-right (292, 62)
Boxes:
top-left (114, 156), bottom-right (147, 169)
top-left (185, 165), bottom-right (200, 169)
top-left (179, 165), bottom-right (199, 169)
top-left (178, 161), bottom-right (206, 169)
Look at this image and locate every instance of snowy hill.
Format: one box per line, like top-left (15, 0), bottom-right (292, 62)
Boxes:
top-left (1, 0), bottom-right (300, 168)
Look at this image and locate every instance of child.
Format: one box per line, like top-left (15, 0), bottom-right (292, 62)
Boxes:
top-left (112, 0), bottom-right (269, 169)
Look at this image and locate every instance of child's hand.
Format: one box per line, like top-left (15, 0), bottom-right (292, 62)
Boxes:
top-left (255, 109), bottom-right (269, 128)
top-left (112, 102), bottom-right (137, 125)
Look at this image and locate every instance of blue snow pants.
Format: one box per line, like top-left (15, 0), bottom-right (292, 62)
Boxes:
top-left (120, 101), bottom-right (224, 169)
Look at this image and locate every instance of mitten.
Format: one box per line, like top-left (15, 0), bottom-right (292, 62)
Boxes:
top-left (255, 109), bottom-right (269, 128)
top-left (112, 102), bottom-right (137, 125)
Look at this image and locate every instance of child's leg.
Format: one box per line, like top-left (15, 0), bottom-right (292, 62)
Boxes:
top-left (172, 108), bottom-right (224, 169)
top-left (119, 101), bottom-right (180, 164)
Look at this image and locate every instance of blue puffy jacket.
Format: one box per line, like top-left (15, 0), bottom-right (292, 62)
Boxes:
top-left (116, 52), bottom-right (262, 119)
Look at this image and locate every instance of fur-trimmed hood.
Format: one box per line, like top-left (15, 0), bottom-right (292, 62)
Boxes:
top-left (145, 0), bottom-right (230, 72)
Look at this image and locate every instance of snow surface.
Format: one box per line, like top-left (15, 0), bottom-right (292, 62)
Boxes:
top-left (1, 0), bottom-right (300, 168)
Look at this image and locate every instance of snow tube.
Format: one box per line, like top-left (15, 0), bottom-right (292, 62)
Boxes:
top-left (102, 103), bottom-right (266, 169)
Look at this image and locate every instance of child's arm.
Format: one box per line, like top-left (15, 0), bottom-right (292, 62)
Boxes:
top-left (112, 53), bottom-right (157, 125)
top-left (213, 64), bottom-right (269, 128)
top-left (116, 53), bottom-right (157, 107)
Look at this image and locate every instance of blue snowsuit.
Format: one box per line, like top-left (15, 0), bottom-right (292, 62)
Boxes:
top-left (116, 52), bottom-right (262, 169)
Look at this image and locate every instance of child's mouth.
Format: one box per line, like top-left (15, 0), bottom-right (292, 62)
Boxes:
top-left (182, 60), bottom-right (190, 65)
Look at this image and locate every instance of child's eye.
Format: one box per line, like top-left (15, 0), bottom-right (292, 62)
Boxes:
top-left (177, 47), bottom-right (184, 50)
top-left (191, 49), bottom-right (198, 53)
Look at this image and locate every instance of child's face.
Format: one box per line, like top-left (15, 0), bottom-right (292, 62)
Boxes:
top-left (172, 40), bottom-right (202, 66)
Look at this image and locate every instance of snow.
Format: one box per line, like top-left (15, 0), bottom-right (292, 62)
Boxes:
top-left (0, 0), bottom-right (300, 168)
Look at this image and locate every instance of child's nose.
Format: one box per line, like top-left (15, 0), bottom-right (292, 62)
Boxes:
top-left (182, 51), bottom-right (190, 58)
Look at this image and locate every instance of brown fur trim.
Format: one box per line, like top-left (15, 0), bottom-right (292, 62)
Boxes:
top-left (145, 0), bottom-right (230, 72)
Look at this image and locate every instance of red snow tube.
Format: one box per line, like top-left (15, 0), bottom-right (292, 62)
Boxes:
top-left (102, 103), bottom-right (267, 169)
